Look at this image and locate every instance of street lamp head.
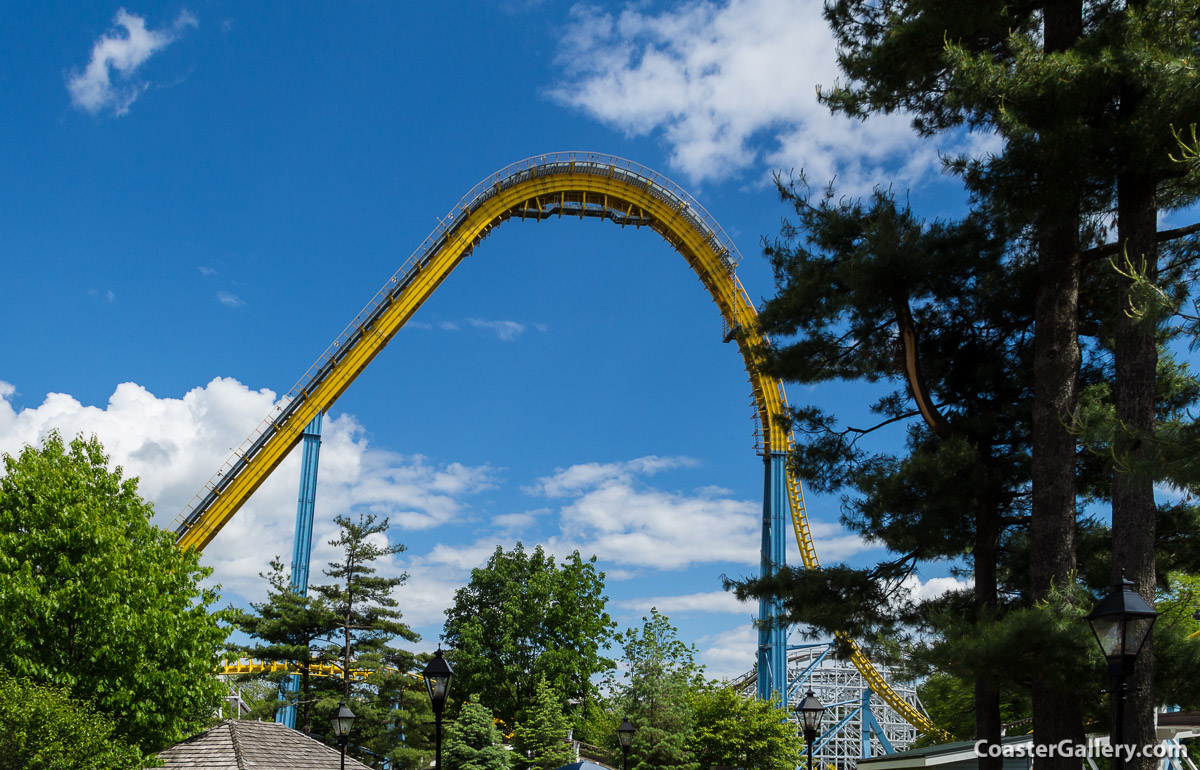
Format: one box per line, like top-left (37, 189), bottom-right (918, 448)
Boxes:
top-left (331, 701), bottom-right (356, 742)
top-left (795, 690), bottom-right (826, 737)
top-left (617, 717), bottom-right (636, 753)
top-left (423, 647), bottom-right (455, 718)
top-left (1087, 572), bottom-right (1158, 676)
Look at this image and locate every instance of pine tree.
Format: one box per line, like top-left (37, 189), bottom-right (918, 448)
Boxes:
top-left (742, 2), bottom-right (1200, 764)
top-left (443, 696), bottom-right (513, 770)
top-left (231, 557), bottom-right (338, 733)
top-left (314, 513), bottom-right (420, 701)
top-left (512, 678), bottom-right (575, 770)
top-left (310, 513), bottom-right (421, 765)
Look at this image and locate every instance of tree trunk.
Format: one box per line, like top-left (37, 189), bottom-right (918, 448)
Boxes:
top-left (1029, 4), bottom-right (1087, 767)
top-left (976, 474), bottom-right (1002, 770)
top-left (1113, 162), bottom-right (1158, 770)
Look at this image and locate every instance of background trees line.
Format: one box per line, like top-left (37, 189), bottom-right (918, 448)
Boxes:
top-left (230, 539), bottom-right (808, 770)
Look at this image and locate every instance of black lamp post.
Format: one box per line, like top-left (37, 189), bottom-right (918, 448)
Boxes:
top-left (423, 647), bottom-right (455, 770)
top-left (617, 717), bottom-right (636, 770)
top-left (796, 690), bottom-right (826, 770)
top-left (1087, 572), bottom-right (1158, 770)
top-left (331, 701), bottom-right (356, 770)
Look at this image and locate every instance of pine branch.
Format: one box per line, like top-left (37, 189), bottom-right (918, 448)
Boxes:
top-left (1082, 221), bottom-right (1200, 267)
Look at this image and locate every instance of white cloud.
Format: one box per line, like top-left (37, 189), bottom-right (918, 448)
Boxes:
top-left (696, 623), bottom-right (759, 682)
top-left (614, 590), bottom-right (750, 615)
top-left (526, 455), bottom-right (699, 497)
top-left (67, 9), bottom-right (197, 116)
top-left (550, 0), bottom-right (997, 192)
top-left (901, 573), bottom-right (972, 603)
top-left (465, 318), bottom-right (530, 341)
top-left (409, 318), bottom-right (545, 341)
top-left (0, 378), bottom-right (495, 608)
top-left (531, 458), bottom-right (872, 571)
top-left (217, 291), bottom-right (245, 307)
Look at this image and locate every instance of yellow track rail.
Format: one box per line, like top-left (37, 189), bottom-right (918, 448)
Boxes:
top-left (217, 658), bottom-right (414, 683)
top-left (174, 151), bottom-right (942, 738)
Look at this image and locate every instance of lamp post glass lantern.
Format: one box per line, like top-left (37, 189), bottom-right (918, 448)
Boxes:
top-left (1087, 574), bottom-right (1158, 676)
top-left (423, 648), bottom-right (455, 770)
top-left (796, 690), bottom-right (825, 770)
top-left (331, 701), bottom-right (355, 770)
top-left (617, 718), bottom-right (635, 770)
top-left (1087, 572), bottom-right (1158, 770)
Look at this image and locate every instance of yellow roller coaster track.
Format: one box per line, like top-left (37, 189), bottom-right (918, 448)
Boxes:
top-left (174, 151), bottom-right (947, 740)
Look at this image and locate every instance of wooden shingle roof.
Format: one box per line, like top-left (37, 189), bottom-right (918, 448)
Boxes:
top-left (157, 720), bottom-right (375, 770)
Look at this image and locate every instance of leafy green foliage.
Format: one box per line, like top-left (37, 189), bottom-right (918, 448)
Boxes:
top-left (614, 610), bottom-right (703, 770)
top-left (512, 677), bottom-right (575, 770)
top-left (442, 543), bottom-right (616, 728)
top-left (916, 672), bottom-right (1031, 749)
top-left (0, 669), bottom-right (153, 770)
top-left (1151, 573), bottom-right (1200, 708)
top-left (688, 688), bottom-right (804, 770)
top-left (443, 696), bottom-right (513, 770)
top-left (0, 432), bottom-right (229, 752)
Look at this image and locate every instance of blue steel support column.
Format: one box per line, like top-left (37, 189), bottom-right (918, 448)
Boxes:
top-left (276, 412), bottom-right (324, 729)
top-left (862, 687), bottom-right (873, 759)
top-left (757, 451), bottom-right (789, 702)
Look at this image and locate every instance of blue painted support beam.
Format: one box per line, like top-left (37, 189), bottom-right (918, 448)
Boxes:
top-left (862, 688), bottom-right (873, 759)
top-left (757, 451), bottom-right (789, 702)
top-left (786, 645), bottom-right (832, 702)
top-left (861, 688), bottom-right (895, 756)
top-left (276, 412), bottom-right (324, 729)
top-left (816, 706), bottom-right (862, 754)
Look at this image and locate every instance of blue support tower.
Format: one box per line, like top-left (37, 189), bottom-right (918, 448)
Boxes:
top-left (757, 451), bottom-right (789, 702)
top-left (276, 412), bottom-right (324, 729)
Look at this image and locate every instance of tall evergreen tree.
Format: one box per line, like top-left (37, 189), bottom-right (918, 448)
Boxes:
top-left (314, 513), bottom-right (420, 701)
top-left (511, 677), bottom-right (575, 770)
top-left (443, 696), bottom-right (513, 770)
top-left (310, 513), bottom-right (421, 766)
top-left (729, 185), bottom-right (1067, 755)
top-left (738, 2), bottom-right (1200, 764)
top-left (231, 557), bottom-right (338, 733)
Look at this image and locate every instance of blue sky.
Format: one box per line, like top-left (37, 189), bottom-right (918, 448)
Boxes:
top-left (1, 1), bottom-right (989, 680)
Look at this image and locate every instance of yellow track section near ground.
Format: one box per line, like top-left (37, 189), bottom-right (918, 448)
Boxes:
top-left (174, 152), bottom-right (943, 738)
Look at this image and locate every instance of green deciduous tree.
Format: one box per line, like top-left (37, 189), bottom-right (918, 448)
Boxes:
top-left (512, 677), bottom-right (575, 770)
top-left (442, 543), bottom-right (616, 729)
top-left (0, 432), bottom-right (229, 752)
top-left (0, 669), bottom-right (152, 770)
top-left (688, 688), bottom-right (804, 770)
top-left (444, 696), bottom-right (514, 770)
top-left (614, 610), bottom-right (704, 770)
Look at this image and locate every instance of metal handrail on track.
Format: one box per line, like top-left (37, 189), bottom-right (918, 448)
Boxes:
top-left (171, 152), bottom-right (944, 739)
